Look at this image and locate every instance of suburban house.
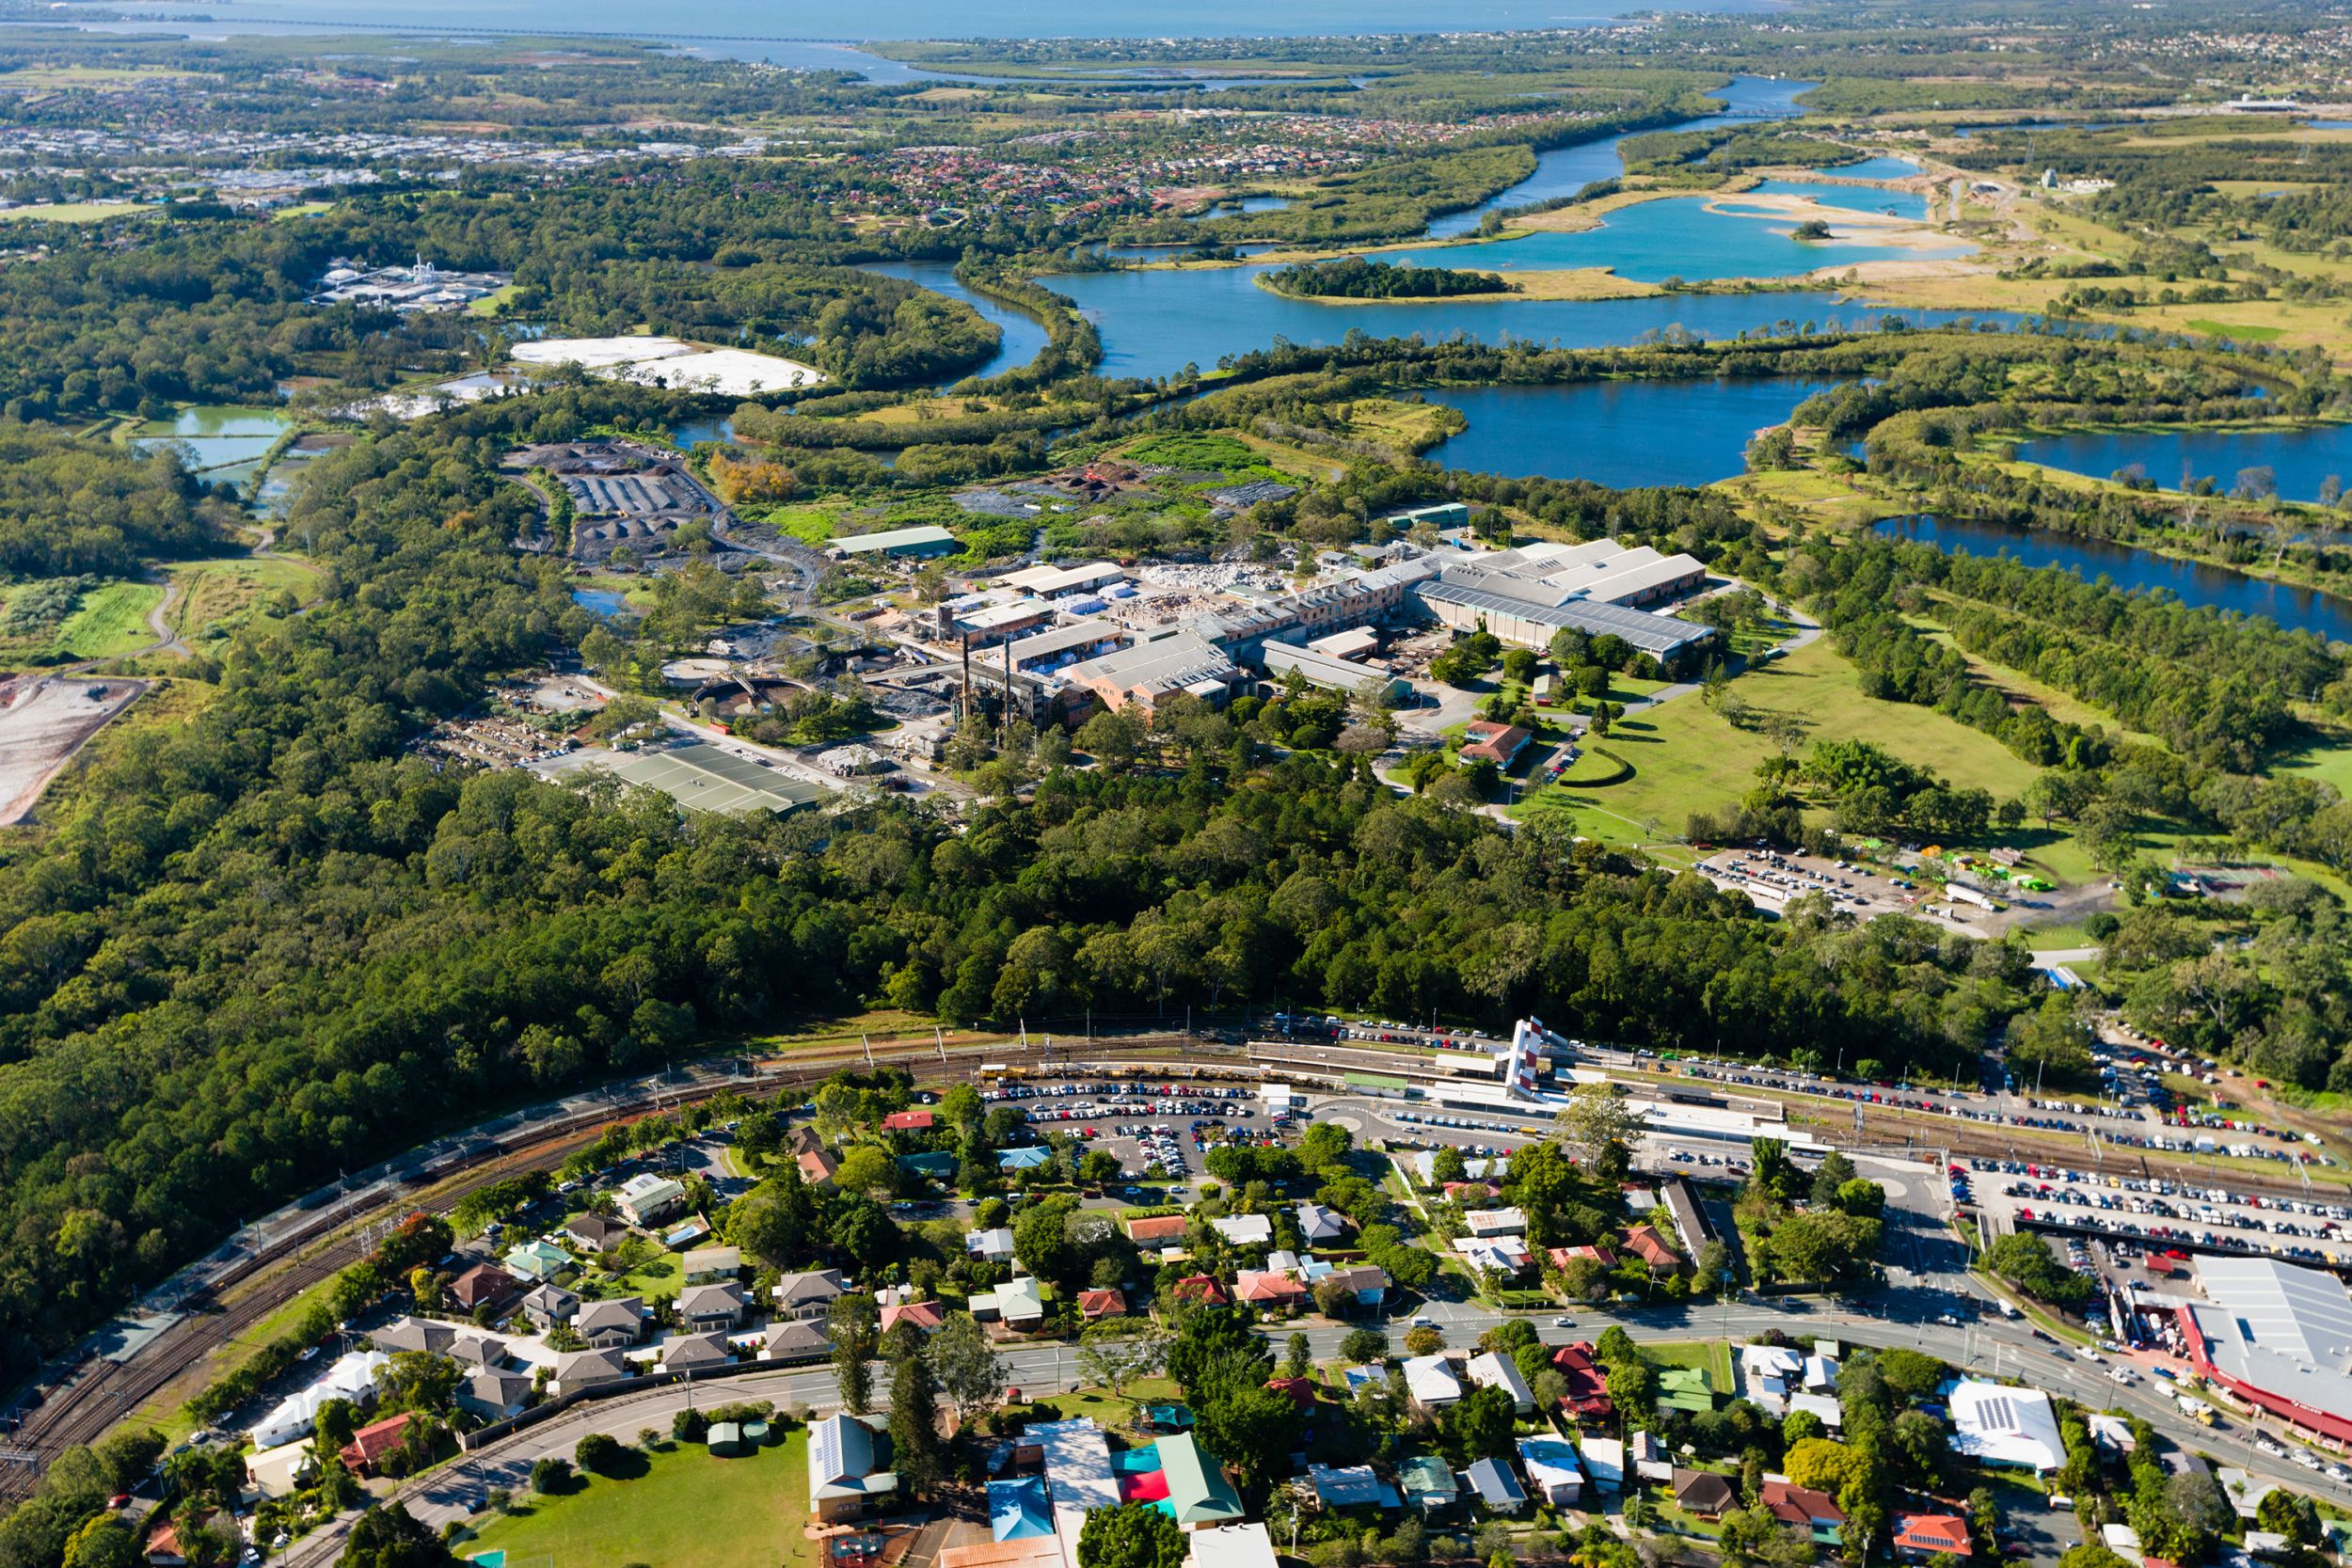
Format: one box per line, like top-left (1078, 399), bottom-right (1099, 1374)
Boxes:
top-left (614, 1173), bottom-right (688, 1227)
top-left (966, 1227), bottom-right (1017, 1264)
top-left (1235, 1270), bottom-right (1311, 1310)
top-left (455, 1369), bottom-right (533, 1422)
top-left (244, 1440), bottom-right (316, 1501)
top-left (1578, 1438), bottom-right (1625, 1494)
top-left (1463, 1457), bottom-right (1527, 1514)
top-left (1171, 1275), bottom-right (1230, 1307)
top-left (373, 1320), bottom-right (455, 1356)
top-left (1078, 1288), bottom-right (1127, 1322)
top-left (1466, 1352), bottom-right (1535, 1412)
top-left (1761, 1480), bottom-right (1847, 1544)
top-left (773, 1269), bottom-right (847, 1321)
top-left (1399, 1455), bottom-right (1456, 1513)
top-left (810, 1413), bottom-right (898, 1523)
top-left (660, 1332), bottom-right (733, 1373)
top-left (1673, 1468), bottom-right (1739, 1519)
top-left (1211, 1214), bottom-right (1273, 1247)
top-left (681, 1244), bottom-right (741, 1284)
top-left (573, 1297), bottom-right (645, 1349)
top-left (883, 1109), bottom-right (934, 1132)
top-left (798, 1148), bottom-right (840, 1189)
top-left (882, 1299), bottom-right (946, 1335)
top-left (972, 1276), bottom-right (1046, 1331)
top-left (564, 1213), bottom-right (622, 1254)
top-left (1308, 1465), bottom-right (1401, 1512)
top-left (1126, 1214), bottom-right (1190, 1248)
top-left (1892, 1513), bottom-right (1973, 1560)
top-left (1518, 1436), bottom-right (1583, 1505)
top-left (1658, 1367), bottom-right (1714, 1414)
top-left (1402, 1354), bottom-right (1464, 1407)
top-left (1551, 1343), bottom-right (1614, 1422)
top-left (765, 1320), bottom-right (831, 1363)
top-left (677, 1282), bottom-right (747, 1332)
top-left (1310, 1262), bottom-right (1390, 1313)
top-left (1295, 1201), bottom-right (1349, 1244)
top-left (1622, 1223), bottom-right (1683, 1274)
top-left (1462, 1207), bottom-right (1528, 1239)
top-left (502, 1239), bottom-right (570, 1282)
top-left (448, 1263), bottom-right (521, 1316)
top-left (1159, 1433), bottom-right (1247, 1527)
top-left (521, 1282), bottom-right (580, 1331)
top-left (339, 1414), bottom-right (413, 1477)
top-left (551, 1348), bottom-right (629, 1396)
top-left (997, 1146), bottom-right (1052, 1174)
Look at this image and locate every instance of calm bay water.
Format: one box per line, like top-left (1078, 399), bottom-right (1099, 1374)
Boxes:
top-left (1420, 378), bottom-right (1836, 487)
top-left (1041, 265), bottom-right (2022, 382)
top-left (1816, 155), bottom-right (1921, 182)
top-left (1377, 198), bottom-right (1965, 284)
top-left (1877, 515), bottom-right (2352, 644)
top-left (1739, 179), bottom-right (1930, 220)
top-left (2019, 425), bottom-right (2352, 505)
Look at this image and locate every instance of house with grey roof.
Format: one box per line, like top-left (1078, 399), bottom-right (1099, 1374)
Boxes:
top-left (810, 1413), bottom-right (898, 1523)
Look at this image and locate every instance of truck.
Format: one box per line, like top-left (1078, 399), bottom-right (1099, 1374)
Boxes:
top-left (2176, 1396), bottom-right (2216, 1426)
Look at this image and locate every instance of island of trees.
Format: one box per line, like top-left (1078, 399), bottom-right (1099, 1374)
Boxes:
top-left (1262, 257), bottom-right (1514, 300)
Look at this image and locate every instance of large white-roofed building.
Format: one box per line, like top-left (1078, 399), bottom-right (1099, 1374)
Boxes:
top-left (2181, 1255), bottom-right (2352, 1448)
top-left (1947, 1380), bottom-right (2065, 1472)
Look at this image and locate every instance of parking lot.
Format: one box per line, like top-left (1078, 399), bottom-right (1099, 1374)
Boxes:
top-left (1961, 1152), bottom-right (2352, 1271)
top-left (983, 1079), bottom-right (1285, 1182)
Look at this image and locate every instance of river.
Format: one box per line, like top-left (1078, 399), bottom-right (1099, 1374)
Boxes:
top-left (1419, 378), bottom-right (1838, 487)
top-left (860, 261), bottom-right (1053, 383)
top-left (1877, 515), bottom-right (2352, 644)
top-left (2018, 424), bottom-right (2352, 506)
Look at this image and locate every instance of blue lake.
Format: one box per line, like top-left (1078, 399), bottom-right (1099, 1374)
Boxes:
top-left (1427, 74), bottom-right (1811, 238)
top-left (861, 260), bottom-right (1052, 382)
top-left (1814, 155), bottom-right (1922, 182)
top-left (1877, 515), bottom-right (2352, 644)
top-left (670, 417), bottom-right (737, 447)
top-left (572, 588), bottom-right (632, 617)
top-left (1740, 179), bottom-right (1931, 220)
top-left (1040, 262), bottom-right (2023, 380)
top-left (2018, 424), bottom-right (2352, 504)
top-left (1378, 196), bottom-right (1967, 284)
top-left (1421, 377), bottom-right (1836, 486)
top-left (1187, 195), bottom-right (1292, 220)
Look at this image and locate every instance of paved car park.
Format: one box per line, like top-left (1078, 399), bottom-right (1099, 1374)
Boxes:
top-left (1963, 1152), bottom-right (2352, 1271)
top-left (982, 1078), bottom-right (1285, 1182)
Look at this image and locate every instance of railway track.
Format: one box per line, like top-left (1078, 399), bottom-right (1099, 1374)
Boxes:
top-left (0, 1031), bottom-right (1211, 1505)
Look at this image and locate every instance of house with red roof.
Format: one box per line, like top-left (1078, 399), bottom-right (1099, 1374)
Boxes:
top-left (340, 1412), bottom-right (414, 1476)
top-left (883, 1109), bottom-right (935, 1132)
top-left (1235, 1270), bottom-right (1311, 1309)
top-left (1263, 1376), bottom-right (1317, 1412)
top-left (882, 1299), bottom-right (945, 1335)
top-left (1459, 721), bottom-right (1532, 768)
top-left (1548, 1244), bottom-right (1616, 1272)
top-left (1622, 1224), bottom-right (1683, 1274)
top-left (1761, 1480), bottom-right (1846, 1544)
top-left (1078, 1288), bottom-right (1127, 1321)
top-left (1126, 1213), bottom-right (1190, 1247)
top-left (1891, 1513), bottom-right (1972, 1560)
top-left (1170, 1275), bottom-right (1229, 1307)
top-left (1549, 1342), bottom-right (1615, 1422)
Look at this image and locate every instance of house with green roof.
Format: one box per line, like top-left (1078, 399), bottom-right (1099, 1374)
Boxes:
top-left (1158, 1433), bottom-right (1246, 1527)
top-left (502, 1239), bottom-right (570, 1281)
top-left (1658, 1366), bottom-right (1714, 1414)
top-left (1399, 1455), bottom-right (1456, 1513)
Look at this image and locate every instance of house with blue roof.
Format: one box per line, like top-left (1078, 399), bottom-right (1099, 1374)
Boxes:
top-left (1463, 1457), bottom-right (1527, 1514)
top-left (998, 1146), bottom-right (1053, 1172)
top-left (989, 1477), bottom-right (1054, 1541)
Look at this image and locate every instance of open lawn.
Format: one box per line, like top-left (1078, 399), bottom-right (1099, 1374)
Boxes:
top-left (1643, 1338), bottom-right (1737, 1389)
top-left (1340, 397), bottom-right (1466, 454)
top-left (1510, 638), bottom-right (2049, 866)
top-left (1714, 465), bottom-right (1914, 530)
top-left (0, 200), bottom-right (147, 224)
top-left (49, 579), bottom-right (164, 660)
top-left (2279, 722), bottom-right (2352, 801)
top-left (458, 1430), bottom-right (812, 1568)
top-left (167, 557), bottom-right (317, 643)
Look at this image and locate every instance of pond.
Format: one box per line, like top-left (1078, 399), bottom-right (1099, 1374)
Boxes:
top-left (1185, 194), bottom-right (1291, 220)
top-left (1426, 74), bottom-right (1815, 238)
top-left (132, 404), bottom-right (291, 474)
top-left (1040, 262), bottom-right (2025, 380)
top-left (1876, 515), bottom-right (2352, 644)
top-left (860, 260), bottom-right (1053, 382)
top-left (1419, 377), bottom-right (1836, 487)
top-left (571, 588), bottom-right (634, 617)
top-left (2016, 424), bottom-right (2352, 505)
top-left (670, 417), bottom-right (738, 448)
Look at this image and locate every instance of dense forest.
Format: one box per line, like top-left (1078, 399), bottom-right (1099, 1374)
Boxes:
top-left (0, 424), bottom-right (225, 576)
top-left (1262, 257), bottom-right (1512, 299)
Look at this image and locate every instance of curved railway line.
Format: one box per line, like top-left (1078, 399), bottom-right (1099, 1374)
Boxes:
top-left (0, 1031), bottom-right (1221, 1505)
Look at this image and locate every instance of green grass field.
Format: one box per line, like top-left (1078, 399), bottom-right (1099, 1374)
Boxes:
top-left (1513, 637), bottom-right (2046, 861)
top-left (0, 200), bottom-right (147, 223)
top-left (51, 579), bottom-right (165, 659)
top-left (458, 1430), bottom-right (813, 1568)
top-left (167, 557), bottom-right (316, 642)
top-left (1642, 1338), bottom-right (1737, 1389)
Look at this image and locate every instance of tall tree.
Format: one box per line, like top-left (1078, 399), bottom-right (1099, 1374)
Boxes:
top-left (889, 1342), bottom-right (944, 1497)
top-left (1552, 1084), bottom-right (1645, 1182)
top-left (929, 1310), bottom-right (1007, 1427)
top-left (830, 1292), bottom-right (879, 1415)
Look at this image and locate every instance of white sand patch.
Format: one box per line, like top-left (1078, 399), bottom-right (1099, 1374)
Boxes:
top-left (512, 335), bottom-right (699, 369)
top-left (605, 347), bottom-right (827, 394)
